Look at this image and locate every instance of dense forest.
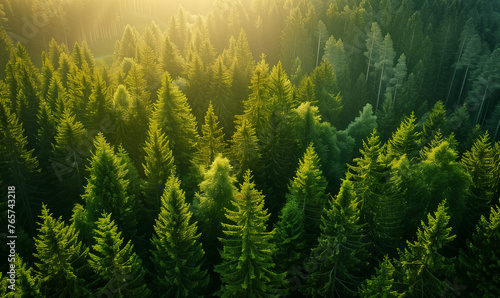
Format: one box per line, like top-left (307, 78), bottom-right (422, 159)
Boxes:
top-left (1, 0), bottom-right (500, 296)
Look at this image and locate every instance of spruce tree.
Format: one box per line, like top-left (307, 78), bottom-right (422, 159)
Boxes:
top-left (76, 133), bottom-right (136, 243)
top-left (461, 132), bottom-right (496, 218)
top-left (215, 171), bottom-right (283, 297)
top-left (303, 180), bottom-right (367, 297)
top-left (385, 113), bottom-right (421, 162)
top-left (286, 144), bottom-right (328, 244)
top-left (159, 34), bottom-right (184, 79)
top-left (0, 101), bottom-right (40, 232)
top-left (194, 156), bottom-right (237, 270)
top-left (154, 72), bottom-right (199, 180)
top-left (151, 175), bottom-right (208, 297)
top-left (34, 204), bottom-right (90, 297)
top-left (394, 201), bottom-right (456, 296)
top-left (209, 56), bottom-right (234, 136)
top-left (359, 256), bottom-right (401, 298)
top-left (230, 118), bottom-right (260, 180)
top-left (141, 119), bottom-right (176, 229)
top-left (88, 213), bottom-right (149, 297)
top-left (196, 102), bottom-right (226, 169)
top-left (274, 200), bottom-right (306, 274)
top-left (459, 202), bottom-right (500, 296)
top-left (422, 100), bottom-right (446, 142)
top-left (310, 59), bottom-right (343, 127)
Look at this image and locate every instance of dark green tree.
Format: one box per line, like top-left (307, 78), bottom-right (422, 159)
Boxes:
top-left (303, 180), bottom-right (367, 297)
top-left (459, 202), bottom-right (500, 296)
top-left (215, 171), bottom-right (283, 297)
top-left (154, 72), bottom-right (199, 180)
top-left (196, 102), bottom-right (226, 169)
top-left (359, 256), bottom-right (401, 297)
top-left (310, 59), bottom-right (343, 127)
top-left (159, 34), bottom-right (184, 79)
top-left (394, 201), bottom-right (456, 296)
top-left (150, 176), bottom-right (208, 297)
top-left (141, 119), bottom-right (176, 228)
top-left (88, 213), bottom-right (149, 297)
top-left (286, 144), bottom-right (328, 243)
top-left (209, 56), bottom-right (234, 136)
top-left (34, 204), bottom-right (89, 297)
top-left (422, 101), bottom-right (446, 142)
top-left (230, 118), bottom-right (260, 180)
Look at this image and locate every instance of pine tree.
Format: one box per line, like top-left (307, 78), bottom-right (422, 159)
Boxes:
top-left (230, 118), bottom-right (260, 180)
top-left (274, 200), bottom-right (306, 274)
top-left (304, 180), bottom-right (367, 297)
top-left (209, 56), bottom-right (234, 136)
top-left (461, 133), bottom-right (496, 218)
top-left (422, 101), bottom-right (446, 142)
top-left (3, 254), bottom-right (41, 297)
top-left (459, 202), bottom-right (500, 296)
top-left (385, 113), bottom-right (421, 162)
top-left (154, 72), bottom-right (199, 180)
top-left (193, 156), bottom-right (237, 270)
top-left (141, 119), bottom-right (176, 227)
top-left (0, 101), bottom-right (40, 232)
top-left (86, 71), bottom-right (112, 133)
top-left (0, 25), bottom-right (13, 80)
top-left (50, 109), bottom-right (87, 218)
top-left (286, 144), bottom-right (328, 244)
top-left (34, 204), bottom-right (90, 297)
top-left (184, 52), bottom-right (209, 124)
top-left (346, 104), bottom-right (378, 153)
top-left (151, 176), bottom-right (208, 297)
top-left (310, 59), bottom-right (343, 126)
top-left (159, 34), bottom-right (184, 79)
top-left (359, 256), bottom-right (401, 297)
top-left (240, 55), bottom-right (270, 137)
top-left (76, 134), bottom-right (136, 243)
top-left (347, 130), bottom-right (387, 228)
top-left (196, 102), bottom-right (226, 169)
top-left (394, 201), bottom-right (456, 296)
top-left (215, 171), bottom-right (283, 297)
top-left (88, 213), bottom-right (149, 297)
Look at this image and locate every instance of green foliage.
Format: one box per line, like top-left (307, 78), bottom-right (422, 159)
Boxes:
top-left (359, 256), bottom-right (402, 298)
top-left (460, 202), bottom-right (500, 296)
top-left (395, 201), bottom-right (456, 296)
top-left (34, 204), bottom-right (90, 297)
top-left (77, 133), bottom-right (137, 243)
top-left (209, 56), bottom-right (234, 136)
top-left (274, 200), bottom-right (306, 273)
top-left (286, 144), bottom-right (328, 243)
top-left (196, 102), bottom-right (226, 169)
top-left (346, 104), bottom-right (378, 152)
top-left (230, 118), bottom-right (260, 180)
top-left (215, 171), bottom-right (283, 297)
top-left (304, 180), bottom-right (367, 297)
top-left (151, 176), bottom-right (208, 297)
top-left (154, 72), bottom-right (199, 179)
top-left (310, 59), bottom-right (343, 126)
top-left (141, 119), bottom-right (176, 225)
top-left (422, 101), bottom-right (446, 142)
top-left (461, 133), bottom-right (496, 217)
top-left (89, 213), bottom-right (149, 297)
top-left (386, 113), bottom-right (421, 162)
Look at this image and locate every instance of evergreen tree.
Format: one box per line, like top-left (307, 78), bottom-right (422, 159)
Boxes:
top-left (194, 156), bottom-right (237, 270)
top-left (88, 213), bottom-right (149, 297)
top-left (34, 204), bottom-right (89, 297)
top-left (359, 256), bottom-right (401, 298)
top-left (75, 134), bottom-right (136, 243)
top-left (385, 113), bottom-right (421, 162)
top-left (346, 104), bottom-right (378, 153)
top-left (230, 118), bottom-right (260, 180)
top-left (394, 201), bottom-right (456, 296)
top-left (215, 171), bottom-right (283, 297)
top-left (286, 144), bottom-right (328, 243)
top-left (151, 176), bottom-right (208, 297)
top-left (159, 34), bottom-right (184, 79)
top-left (209, 56), bottom-right (234, 136)
top-left (304, 180), bottom-right (367, 297)
top-left (0, 25), bottom-right (13, 80)
top-left (184, 52), bottom-right (209, 124)
top-left (2, 254), bottom-right (41, 297)
top-left (154, 72), bottom-right (199, 180)
top-left (310, 59), bottom-right (343, 127)
top-left (0, 101), bottom-right (40, 231)
top-left (459, 202), bottom-right (500, 296)
top-left (86, 71), bottom-right (112, 133)
top-left (50, 109), bottom-right (87, 218)
top-left (274, 200), bottom-right (306, 274)
top-left (422, 101), bottom-right (446, 142)
top-left (461, 133), bottom-right (496, 218)
top-left (141, 119), bottom-right (176, 228)
top-left (196, 102), bottom-right (226, 169)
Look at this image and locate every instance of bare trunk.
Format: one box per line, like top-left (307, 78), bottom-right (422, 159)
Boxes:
top-left (445, 30), bottom-right (468, 105)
